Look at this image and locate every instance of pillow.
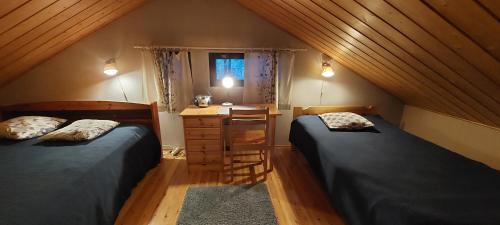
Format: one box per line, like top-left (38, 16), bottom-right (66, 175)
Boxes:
top-left (319, 112), bottom-right (374, 130)
top-left (42, 119), bottom-right (119, 141)
top-left (0, 116), bottom-right (67, 140)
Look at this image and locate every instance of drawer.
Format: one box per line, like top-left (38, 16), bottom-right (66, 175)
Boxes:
top-left (184, 117), bottom-right (220, 128)
top-left (185, 128), bottom-right (220, 140)
top-left (187, 151), bottom-right (222, 164)
top-left (186, 140), bottom-right (221, 152)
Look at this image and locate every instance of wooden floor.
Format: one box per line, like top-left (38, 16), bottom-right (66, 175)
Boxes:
top-left (114, 146), bottom-right (345, 225)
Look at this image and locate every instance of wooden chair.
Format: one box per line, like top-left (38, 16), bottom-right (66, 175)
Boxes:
top-left (227, 107), bottom-right (270, 182)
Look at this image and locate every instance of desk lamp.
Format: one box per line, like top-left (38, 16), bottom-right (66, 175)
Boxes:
top-left (222, 76), bottom-right (234, 106)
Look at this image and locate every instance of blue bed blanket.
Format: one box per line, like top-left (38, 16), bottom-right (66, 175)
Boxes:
top-left (290, 115), bottom-right (500, 225)
top-left (0, 124), bottom-right (161, 225)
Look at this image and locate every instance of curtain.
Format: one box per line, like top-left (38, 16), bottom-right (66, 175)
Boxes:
top-left (243, 51), bottom-right (277, 104)
top-left (276, 51), bottom-right (295, 110)
top-left (243, 51), bottom-right (295, 109)
top-left (142, 49), bottom-right (193, 113)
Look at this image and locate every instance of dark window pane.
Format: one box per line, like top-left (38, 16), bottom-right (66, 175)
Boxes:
top-left (209, 53), bottom-right (245, 87)
top-left (215, 59), bottom-right (244, 81)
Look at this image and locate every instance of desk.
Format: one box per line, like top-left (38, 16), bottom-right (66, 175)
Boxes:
top-left (180, 104), bottom-right (281, 172)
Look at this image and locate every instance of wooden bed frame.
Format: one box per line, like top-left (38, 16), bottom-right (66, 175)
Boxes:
top-left (293, 105), bottom-right (377, 119)
top-left (0, 101), bottom-right (161, 142)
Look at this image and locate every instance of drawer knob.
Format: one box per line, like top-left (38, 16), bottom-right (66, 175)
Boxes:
top-left (202, 145), bottom-right (206, 149)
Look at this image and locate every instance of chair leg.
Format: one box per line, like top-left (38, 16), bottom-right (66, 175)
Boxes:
top-left (230, 148), bottom-right (234, 182)
top-left (263, 147), bottom-right (268, 180)
top-left (268, 146), bottom-right (273, 172)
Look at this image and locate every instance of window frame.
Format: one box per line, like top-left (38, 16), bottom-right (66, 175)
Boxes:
top-left (209, 52), bottom-right (245, 87)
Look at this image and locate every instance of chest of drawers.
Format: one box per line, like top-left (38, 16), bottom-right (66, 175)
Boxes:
top-left (181, 116), bottom-right (224, 171)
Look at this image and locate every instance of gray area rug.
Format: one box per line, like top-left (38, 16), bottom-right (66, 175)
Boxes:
top-left (176, 183), bottom-right (278, 225)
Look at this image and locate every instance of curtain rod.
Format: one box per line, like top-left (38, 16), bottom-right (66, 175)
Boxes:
top-left (133, 45), bottom-right (307, 52)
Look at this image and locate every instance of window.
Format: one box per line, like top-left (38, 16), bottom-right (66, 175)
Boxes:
top-left (209, 53), bottom-right (244, 87)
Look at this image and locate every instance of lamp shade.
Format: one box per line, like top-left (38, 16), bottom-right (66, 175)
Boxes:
top-left (222, 76), bottom-right (234, 88)
top-left (104, 59), bottom-right (118, 76)
top-left (321, 63), bottom-right (334, 77)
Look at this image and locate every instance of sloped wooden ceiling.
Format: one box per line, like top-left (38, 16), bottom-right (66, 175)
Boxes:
top-left (238, 0), bottom-right (500, 128)
top-left (0, 1), bottom-right (498, 128)
top-left (0, 0), bottom-right (148, 85)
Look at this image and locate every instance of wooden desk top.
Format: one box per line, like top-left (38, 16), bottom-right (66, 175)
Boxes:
top-left (180, 104), bottom-right (281, 117)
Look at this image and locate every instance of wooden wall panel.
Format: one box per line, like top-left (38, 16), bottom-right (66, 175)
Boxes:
top-left (0, 0), bottom-right (80, 47)
top-left (0, 0), bottom-right (31, 18)
top-left (238, 0), bottom-right (500, 128)
top-left (0, 0), bottom-right (149, 84)
top-left (424, 0), bottom-right (500, 60)
top-left (306, 0), bottom-right (490, 121)
top-left (0, 0), bottom-right (58, 34)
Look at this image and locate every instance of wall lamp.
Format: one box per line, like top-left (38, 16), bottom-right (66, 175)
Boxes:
top-left (103, 58), bottom-right (127, 102)
top-left (320, 54), bottom-right (335, 105)
top-left (104, 58), bottom-right (118, 76)
top-left (321, 62), bottom-right (335, 78)
top-left (321, 54), bottom-right (335, 77)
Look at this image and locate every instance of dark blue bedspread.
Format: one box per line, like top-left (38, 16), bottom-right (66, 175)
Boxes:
top-left (290, 115), bottom-right (500, 225)
top-left (0, 125), bottom-right (161, 225)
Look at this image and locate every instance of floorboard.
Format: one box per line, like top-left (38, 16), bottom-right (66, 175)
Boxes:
top-left (115, 146), bottom-right (345, 225)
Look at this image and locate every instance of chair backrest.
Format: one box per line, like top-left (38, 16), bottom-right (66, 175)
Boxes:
top-left (228, 107), bottom-right (270, 145)
top-left (229, 108), bottom-right (270, 126)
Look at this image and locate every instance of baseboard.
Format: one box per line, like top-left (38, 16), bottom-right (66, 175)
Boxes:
top-left (163, 144), bottom-right (290, 150)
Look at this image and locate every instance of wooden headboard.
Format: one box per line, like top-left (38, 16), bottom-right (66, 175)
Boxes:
top-left (0, 101), bottom-right (161, 142)
top-left (293, 105), bottom-right (377, 120)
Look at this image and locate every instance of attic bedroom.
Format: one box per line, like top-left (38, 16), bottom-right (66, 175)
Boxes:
top-left (0, 0), bottom-right (499, 225)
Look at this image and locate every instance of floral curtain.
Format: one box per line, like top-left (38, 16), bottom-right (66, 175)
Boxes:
top-left (243, 51), bottom-right (277, 104)
top-left (142, 48), bottom-right (193, 113)
top-left (243, 51), bottom-right (295, 109)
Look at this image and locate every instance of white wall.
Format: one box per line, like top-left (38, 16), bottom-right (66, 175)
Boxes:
top-left (0, 0), bottom-right (403, 146)
top-left (401, 105), bottom-right (500, 170)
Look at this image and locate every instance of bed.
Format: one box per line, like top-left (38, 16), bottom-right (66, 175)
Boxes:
top-left (0, 101), bottom-right (162, 225)
top-left (289, 106), bottom-right (500, 225)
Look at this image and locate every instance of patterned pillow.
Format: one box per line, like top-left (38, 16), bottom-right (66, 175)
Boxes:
top-left (0, 116), bottom-right (67, 140)
top-left (319, 112), bottom-right (374, 130)
top-left (41, 119), bottom-right (119, 141)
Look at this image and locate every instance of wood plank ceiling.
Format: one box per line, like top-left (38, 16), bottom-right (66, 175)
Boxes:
top-left (238, 0), bottom-right (500, 128)
top-left (0, 0), bottom-right (498, 128)
top-left (0, 0), bottom-right (148, 85)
